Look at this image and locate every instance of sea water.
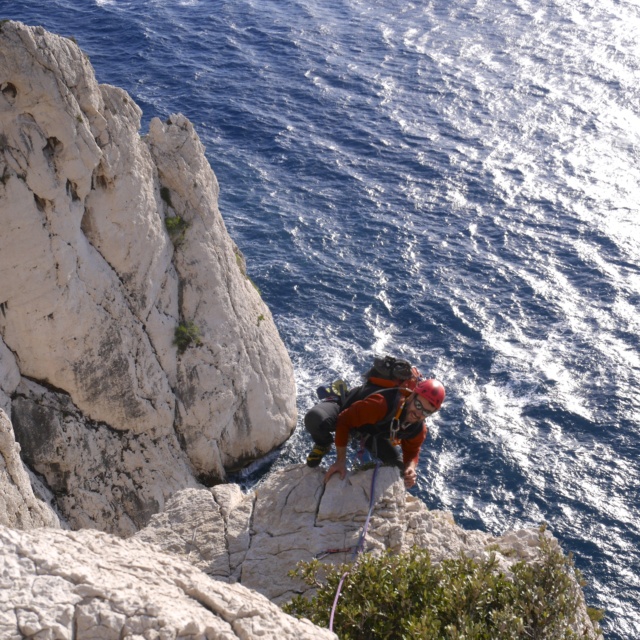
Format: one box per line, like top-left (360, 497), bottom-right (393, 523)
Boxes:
top-left (3, 0), bottom-right (640, 636)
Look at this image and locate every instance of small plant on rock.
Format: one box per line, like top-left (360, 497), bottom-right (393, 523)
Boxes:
top-left (234, 246), bottom-right (262, 296)
top-left (173, 321), bottom-right (202, 354)
top-left (165, 215), bottom-right (189, 245)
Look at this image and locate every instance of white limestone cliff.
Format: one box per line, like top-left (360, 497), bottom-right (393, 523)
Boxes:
top-left (0, 524), bottom-right (336, 640)
top-left (0, 20), bottom-right (296, 532)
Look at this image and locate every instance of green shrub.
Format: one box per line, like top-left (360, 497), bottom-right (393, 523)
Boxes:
top-left (587, 607), bottom-right (605, 624)
top-left (234, 248), bottom-right (246, 276)
top-left (173, 321), bottom-right (202, 354)
top-left (165, 215), bottom-right (188, 234)
top-left (165, 215), bottom-right (189, 245)
top-left (283, 535), bottom-right (602, 640)
top-left (248, 276), bottom-right (261, 295)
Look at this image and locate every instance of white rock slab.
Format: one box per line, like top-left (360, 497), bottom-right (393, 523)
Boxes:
top-left (0, 524), bottom-right (336, 640)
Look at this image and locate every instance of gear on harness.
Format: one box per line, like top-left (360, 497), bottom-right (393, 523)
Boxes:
top-left (389, 394), bottom-right (407, 444)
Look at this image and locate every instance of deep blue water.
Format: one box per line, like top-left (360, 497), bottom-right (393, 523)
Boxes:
top-left (3, 0), bottom-right (640, 636)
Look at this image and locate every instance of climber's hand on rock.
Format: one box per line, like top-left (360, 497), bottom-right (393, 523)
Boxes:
top-left (403, 465), bottom-right (417, 488)
top-left (324, 460), bottom-right (347, 483)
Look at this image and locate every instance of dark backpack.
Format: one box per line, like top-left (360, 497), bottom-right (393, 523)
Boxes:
top-left (316, 354), bottom-right (419, 408)
top-left (362, 355), bottom-right (415, 388)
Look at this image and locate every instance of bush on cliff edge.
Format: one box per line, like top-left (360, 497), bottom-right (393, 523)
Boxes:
top-left (283, 532), bottom-right (603, 639)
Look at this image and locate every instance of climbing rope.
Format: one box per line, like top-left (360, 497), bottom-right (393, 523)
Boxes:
top-left (328, 459), bottom-right (381, 633)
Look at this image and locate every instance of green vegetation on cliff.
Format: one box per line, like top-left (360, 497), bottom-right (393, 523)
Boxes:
top-left (284, 532), bottom-right (603, 639)
top-left (173, 321), bottom-right (202, 354)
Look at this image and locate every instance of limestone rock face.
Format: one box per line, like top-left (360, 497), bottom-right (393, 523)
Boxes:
top-left (10, 379), bottom-right (198, 536)
top-left (135, 465), bottom-right (600, 639)
top-left (135, 484), bottom-right (255, 584)
top-left (146, 114), bottom-right (297, 477)
top-left (0, 409), bottom-right (60, 529)
top-left (0, 21), bottom-right (296, 531)
top-left (0, 524), bottom-right (336, 640)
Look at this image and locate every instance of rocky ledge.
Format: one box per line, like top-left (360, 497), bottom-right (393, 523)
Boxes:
top-left (0, 524), bottom-right (335, 640)
top-left (0, 462), bottom-right (600, 639)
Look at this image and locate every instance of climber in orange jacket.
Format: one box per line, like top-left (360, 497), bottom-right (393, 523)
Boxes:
top-left (305, 379), bottom-right (445, 489)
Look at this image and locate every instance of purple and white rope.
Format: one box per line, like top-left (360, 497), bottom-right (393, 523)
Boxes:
top-left (329, 461), bottom-right (380, 632)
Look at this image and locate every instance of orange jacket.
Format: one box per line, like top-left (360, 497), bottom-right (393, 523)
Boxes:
top-left (334, 392), bottom-right (427, 466)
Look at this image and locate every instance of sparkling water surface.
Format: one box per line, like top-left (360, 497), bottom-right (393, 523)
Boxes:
top-left (3, 0), bottom-right (640, 636)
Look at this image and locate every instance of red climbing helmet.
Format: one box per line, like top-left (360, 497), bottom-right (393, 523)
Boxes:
top-left (414, 379), bottom-right (446, 411)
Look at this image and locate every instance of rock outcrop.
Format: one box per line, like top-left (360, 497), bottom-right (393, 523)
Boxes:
top-left (134, 465), bottom-right (547, 601)
top-left (134, 465), bottom-right (600, 640)
top-left (0, 20), bottom-right (296, 533)
top-left (0, 524), bottom-right (336, 640)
